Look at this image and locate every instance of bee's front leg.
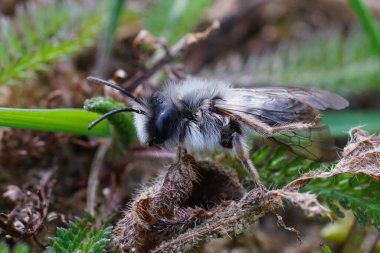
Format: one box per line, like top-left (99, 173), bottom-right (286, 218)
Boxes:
top-left (232, 133), bottom-right (265, 191)
top-left (177, 145), bottom-right (188, 161)
top-left (177, 120), bottom-right (189, 161)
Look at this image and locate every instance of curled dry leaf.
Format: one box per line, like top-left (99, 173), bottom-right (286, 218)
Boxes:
top-left (112, 153), bottom-right (329, 253)
top-left (112, 154), bottom-right (245, 252)
top-left (112, 128), bottom-right (379, 252)
top-left (0, 170), bottom-right (55, 238)
top-left (269, 190), bottom-right (331, 219)
top-left (285, 128), bottom-right (380, 190)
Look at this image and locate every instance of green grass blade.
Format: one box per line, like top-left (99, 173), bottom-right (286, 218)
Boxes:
top-left (95, 0), bottom-right (125, 72)
top-left (348, 0), bottom-right (380, 55)
top-left (324, 110), bottom-right (380, 137)
top-left (104, 0), bottom-right (125, 57)
top-left (0, 108), bottom-right (110, 137)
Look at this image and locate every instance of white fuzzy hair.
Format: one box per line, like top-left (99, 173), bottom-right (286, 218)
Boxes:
top-left (132, 78), bottom-right (232, 152)
top-left (162, 78), bottom-right (229, 103)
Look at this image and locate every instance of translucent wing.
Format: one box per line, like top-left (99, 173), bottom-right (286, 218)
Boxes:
top-left (215, 87), bottom-right (348, 126)
top-left (269, 125), bottom-right (338, 161)
top-left (214, 87), bottom-right (348, 161)
top-left (237, 87), bottom-right (349, 110)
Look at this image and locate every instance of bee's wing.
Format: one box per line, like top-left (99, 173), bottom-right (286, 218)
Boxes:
top-left (269, 125), bottom-right (338, 162)
top-left (214, 87), bottom-right (348, 161)
top-left (238, 87), bottom-right (349, 110)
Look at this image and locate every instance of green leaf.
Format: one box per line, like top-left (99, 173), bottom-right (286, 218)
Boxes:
top-left (0, 108), bottom-right (110, 137)
top-left (252, 147), bottom-right (316, 188)
top-left (48, 216), bottom-right (112, 253)
top-left (0, 0), bottom-right (106, 86)
top-left (304, 174), bottom-right (380, 230)
top-left (250, 146), bottom-right (380, 230)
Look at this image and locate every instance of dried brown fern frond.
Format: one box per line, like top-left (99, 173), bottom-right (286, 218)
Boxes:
top-left (285, 127), bottom-right (380, 190)
top-left (112, 128), bottom-right (380, 252)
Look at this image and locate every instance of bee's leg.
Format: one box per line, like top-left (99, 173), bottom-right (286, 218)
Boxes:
top-left (232, 133), bottom-right (265, 190)
top-left (240, 114), bottom-right (321, 136)
top-left (262, 122), bottom-right (314, 135)
top-left (177, 120), bottom-right (189, 160)
top-left (265, 114), bottom-right (322, 135)
top-left (177, 145), bottom-right (187, 160)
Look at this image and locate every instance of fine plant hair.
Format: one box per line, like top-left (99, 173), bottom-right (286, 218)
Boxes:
top-left (0, 0), bottom-right (105, 86)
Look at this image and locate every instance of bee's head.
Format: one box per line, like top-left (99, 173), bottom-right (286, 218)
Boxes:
top-left (147, 92), bottom-right (180, 146)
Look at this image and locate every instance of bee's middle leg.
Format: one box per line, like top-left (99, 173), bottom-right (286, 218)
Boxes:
top-left (232, 133), bottom-right (265, 190)
top-left (242, 115), bottom-right (322, 136)
top-left (266, 114), bottom-right (321, 135)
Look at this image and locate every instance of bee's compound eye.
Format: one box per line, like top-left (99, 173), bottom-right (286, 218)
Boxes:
top-left (153, 106), bottom-right (179, 144)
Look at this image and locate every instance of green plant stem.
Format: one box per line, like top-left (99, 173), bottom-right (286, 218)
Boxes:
top-left (348, 0), bottom-right (380, 56)
top-left (0, 108), bottom-right (110, 137)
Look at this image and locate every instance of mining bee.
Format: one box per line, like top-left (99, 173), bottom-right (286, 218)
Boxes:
top-left (87, 77), bottom-right (349, 189)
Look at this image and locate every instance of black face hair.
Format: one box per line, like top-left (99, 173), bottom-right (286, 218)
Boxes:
top-left (86, 76), bottom-right (148, 130)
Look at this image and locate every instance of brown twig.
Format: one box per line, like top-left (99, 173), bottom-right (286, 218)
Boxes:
top-left (126, 20), bottom-right (220, 91)
top-left (86, 139), bottom-right (111, 216)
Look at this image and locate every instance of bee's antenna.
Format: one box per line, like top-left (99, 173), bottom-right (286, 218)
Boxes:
top-left (88, 108), bottom-right (148, 130)
top-left (87, 76), bottom-right (146, 106)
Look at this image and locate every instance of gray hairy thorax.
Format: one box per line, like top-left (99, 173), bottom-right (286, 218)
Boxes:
top-left (164, 79), bottom-right (230, 151)
top-left (133, 78), bottom-right (233, 152)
